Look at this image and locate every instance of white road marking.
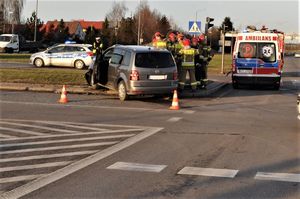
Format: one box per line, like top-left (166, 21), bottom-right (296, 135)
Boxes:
top-left (0, 150), bottom-right (98, 163)
top-left (0, 161), bottom-right (72, 172)
top-left (0, 101), bottom-right (193, 114)
top-left (177, 167), bottom-right (239, 178)
top-left (1, 119), bottom-right (150, 130)
top-left (0, 175), bottom-right (43, 184)
top-left (184, 110), bottom-right (195, 114)
top-left (34, 121), bottom-right (108, 131)
top-left (255, 172), bottom-right (300, 183)
top-left (167, 117), bottom-right (182, 122)
top-left (0, 121), bottom-right (80, 133)
top-left (2, 128), bottom-right (143, 141)
top-left (0, 127), bottom-right (46, 136)
top-left (0, 134), bottom-right (135, 148)
top-left (0, 127), bottom-right (163, 199)
top-left (0, 141), bottom-right (118, 155)
top-left (0, 133), bottom-right (15, 138)
top-left (107, 162), bottom-right (167, 173)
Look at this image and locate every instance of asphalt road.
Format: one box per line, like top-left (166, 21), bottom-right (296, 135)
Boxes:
top-left (0, 62), bottom-right (32, 68)
top-left (0, 57), bottom-right (299, 199)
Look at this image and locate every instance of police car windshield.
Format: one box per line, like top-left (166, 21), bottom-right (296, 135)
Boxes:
top-left (135, 52), bottom-right (175, 68)
top-left (238, 42), bottom-right (276, 62)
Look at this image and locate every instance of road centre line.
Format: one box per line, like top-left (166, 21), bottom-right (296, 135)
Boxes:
top-left (0, 150), bottom-right (98, 163)
top-left (1, 128), bottom-right (143, 141)
top-left (0, 134), bottom-right (135, 148)
top-left (177, 167), bottom-right (239, 178)
top-left (255, 172), bottom-right (300, 183)
top-left (0, 161), bottom-right (72, 172)
top-left (0, 127), bottom-right (163, 199)
top-left (0, 127), bottom-right (46, 136)
top-left (167, 117), bottom-right (182, 122)
top-left (107, 162), bottom-right (167, 173)
top-left (0, 121), bottom-right (80, 133)
top-left (0, 175), bottom-right (43, 184)
top-left (0, 100), bottom-right (194, 114)
top-left (0, 141), bottom-right (119, 155)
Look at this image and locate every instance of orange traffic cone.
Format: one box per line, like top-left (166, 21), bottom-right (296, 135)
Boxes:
top-left (59, 85), bottom-right (68, 103)
top-left (169, 90), bottom-right (179, 110)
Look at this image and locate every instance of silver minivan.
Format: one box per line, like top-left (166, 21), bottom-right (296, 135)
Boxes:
top-left (89, 45), bottom-right (178, 101)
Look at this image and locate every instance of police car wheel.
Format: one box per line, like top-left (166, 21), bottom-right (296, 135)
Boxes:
top-left (74, 60), bottom-right (85, 70)
top-left (118, 80), bottom-right (128, 101)
top-left (34, 58), bottom-right (44, 67)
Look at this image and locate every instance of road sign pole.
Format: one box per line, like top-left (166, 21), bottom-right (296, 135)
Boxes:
top-left (221, 29), bottom-right (225, 74)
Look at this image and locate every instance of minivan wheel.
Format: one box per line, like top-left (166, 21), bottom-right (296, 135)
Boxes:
top-left (118, 81), bottom-right (128, 101)
top-left (74, 60), bottom-right (85, 69)
top-left (34, 58), bottom-right (44, 67)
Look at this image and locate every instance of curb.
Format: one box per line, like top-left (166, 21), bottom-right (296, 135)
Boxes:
top-left (0, 81), bottom-right (228, 97)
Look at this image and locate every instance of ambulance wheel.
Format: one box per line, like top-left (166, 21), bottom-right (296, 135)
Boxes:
top-left (118, 80), bottom-right (128, 101)
top-left (232, 82), bottom-right (239, 89)
top-left (273, 84), bottom-right (280, 90)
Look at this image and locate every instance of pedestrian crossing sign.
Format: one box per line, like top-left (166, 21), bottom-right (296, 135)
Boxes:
top-left (189, 21), bottom-right (201, 34)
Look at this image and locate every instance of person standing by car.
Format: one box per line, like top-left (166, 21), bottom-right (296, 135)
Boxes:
top-left (178, 39), bottom-right (199, 91)
top-left (152, 32), bottom-right (167, 49)
top-left (85, 36), bottom-right (104, 86)
top-left (197, 34), bottom-right (212, 88)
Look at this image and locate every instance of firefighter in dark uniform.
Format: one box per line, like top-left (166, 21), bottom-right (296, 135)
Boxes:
top-left (197, 34), bottom-right (212, 88)
top-left (191, 37), bottom-right (201, 88)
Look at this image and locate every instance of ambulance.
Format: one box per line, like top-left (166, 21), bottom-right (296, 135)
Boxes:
top-left (232, 29), bottom-right (284, 89)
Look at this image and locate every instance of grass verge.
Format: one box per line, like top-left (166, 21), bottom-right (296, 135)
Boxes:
top-left (0, 68), bottom-right (87, 85)
top-left (208, 54), bottom-right (232, 74)
top-left (0, 54), bottom-right (232, 85)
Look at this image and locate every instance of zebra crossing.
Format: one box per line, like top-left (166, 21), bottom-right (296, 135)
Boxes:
top-left (0, 119), bottom-right (157, 196)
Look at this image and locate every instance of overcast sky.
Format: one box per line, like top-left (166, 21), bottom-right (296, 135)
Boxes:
top-left (22, 0), bottom-right (299, 34)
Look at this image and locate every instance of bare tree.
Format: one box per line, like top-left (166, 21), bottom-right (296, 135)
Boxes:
top-left (106, 1), bottom-right (128, 29)
top-left (2, 0), bottom-right (24, 24)
top-left (134, 0), bottom-right (160, 44)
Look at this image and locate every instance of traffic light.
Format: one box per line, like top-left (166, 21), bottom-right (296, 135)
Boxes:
top-left (205, 17), bottom-right (214, 34)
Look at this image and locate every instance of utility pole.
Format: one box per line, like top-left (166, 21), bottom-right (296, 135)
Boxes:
top-left (34, 0), bottom-right (39, 42)
top-left (137, 0), bottom-right (141, 45)
top-left (221, 25), bottom-right (227, 74)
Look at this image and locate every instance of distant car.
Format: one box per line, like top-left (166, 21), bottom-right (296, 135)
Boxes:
top-left (30, 44), bottom-right (93, 69)
top-left (88, 45), bottom-right (178, 101)
top-left (295, 53), bottom-right (300, 58)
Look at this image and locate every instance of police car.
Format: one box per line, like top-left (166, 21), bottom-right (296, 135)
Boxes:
top-left (30, 44), bottom-right (93, 69)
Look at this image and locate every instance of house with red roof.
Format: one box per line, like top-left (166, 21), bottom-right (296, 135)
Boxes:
top-left (40, 19), bottom-right (104, 41)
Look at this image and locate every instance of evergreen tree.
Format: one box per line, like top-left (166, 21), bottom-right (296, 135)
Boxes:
top-left (54, 19), bottom-right (69, 43)
top-left (158, 15), bottom-right (171, 36)
top-left (220, 17), bottom-right (234, 32)
top-left (21, 12), bottom-right (43, 41)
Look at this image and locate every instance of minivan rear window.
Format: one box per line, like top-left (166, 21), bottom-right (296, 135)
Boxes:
top-left (135, 52), bottom-right (175, 68)
top-left (238, 42), bottom-right (276, 62)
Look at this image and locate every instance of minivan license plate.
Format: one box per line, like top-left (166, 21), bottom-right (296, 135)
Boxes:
top-left (149, 75), bottom-right (167, 80)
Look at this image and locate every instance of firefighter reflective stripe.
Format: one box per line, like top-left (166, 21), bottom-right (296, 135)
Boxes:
top-left (178, 81), bottom-right (185, 89)
top-left (154, 41), bottom-right (167, 49)
top-left (180, 49), bottom-right (198, 68)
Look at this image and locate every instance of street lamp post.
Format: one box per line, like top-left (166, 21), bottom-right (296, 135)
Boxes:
top-left (8, 11), bottom-right (13, 34)
top-left (34, 0), bottom-right (39, 42)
